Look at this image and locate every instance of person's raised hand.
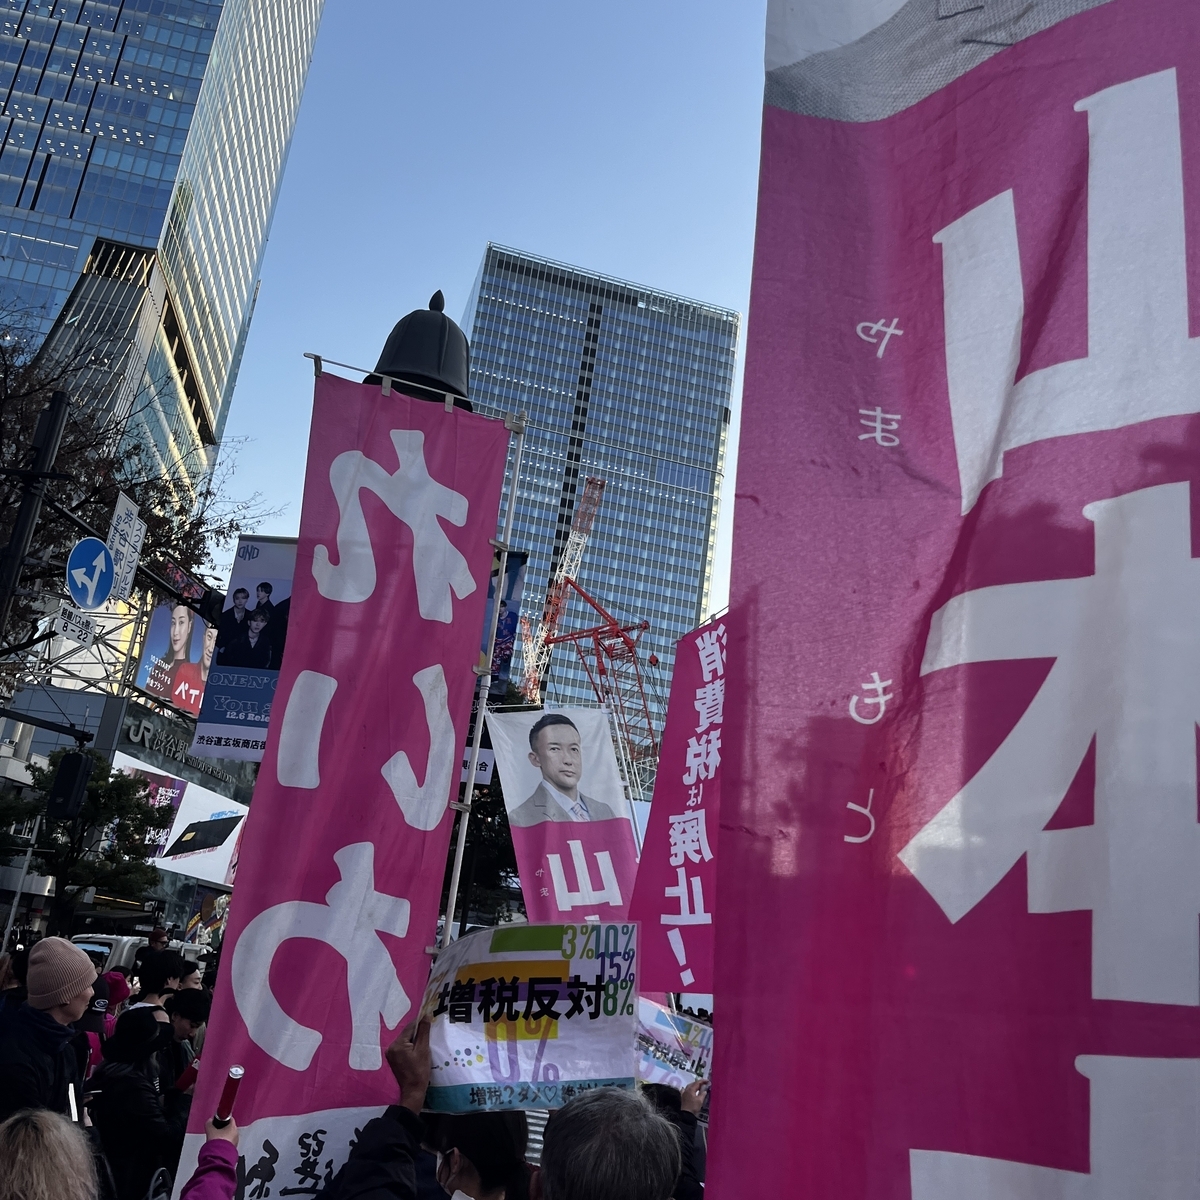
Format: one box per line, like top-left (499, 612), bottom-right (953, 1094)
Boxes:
top-left (386, 1019), bottom-right (431, 1114)
top-left (205, 1116), bottom-right (239, 1146)
top-left (681, 1078), bottom-right (709, 1115)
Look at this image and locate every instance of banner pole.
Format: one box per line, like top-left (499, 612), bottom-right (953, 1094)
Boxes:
top-left (442, 412), bottom-right (527, 948)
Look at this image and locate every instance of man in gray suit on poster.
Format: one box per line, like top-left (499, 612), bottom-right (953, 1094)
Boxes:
top-left (508, 713), bottom-right (619, 828)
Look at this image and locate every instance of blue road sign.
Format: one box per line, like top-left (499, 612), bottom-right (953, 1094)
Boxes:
top-left (66, 537), bottom-right (115, 610)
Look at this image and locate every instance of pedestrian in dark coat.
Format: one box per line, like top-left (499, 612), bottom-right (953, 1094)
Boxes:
top-left (0, 937), bottom-right (95, 1123)
top-left (87, 1007), bottom-right (186, 1200)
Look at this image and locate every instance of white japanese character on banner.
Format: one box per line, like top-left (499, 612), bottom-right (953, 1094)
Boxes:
top-left (696, 625), bottom-right (727, 683)
top-left (682, 730), bottom-right (721, 786)
top-left (693, 679), bottom-right (725, 732)
top-left (230, 842), bottom-right (411, 1072)
top-left (686, 784), bottom-right (704, 809)
top-left (901, 481), bottom-right (1200, 1007)
top-left (312, 428), bottom-right (476, 621)
top-left (661, 868), bottom-right (712, 926)
top-left (668, 810), bottom-right (714, 867)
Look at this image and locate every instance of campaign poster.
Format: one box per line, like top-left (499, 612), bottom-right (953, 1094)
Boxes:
top-left (135, 602), bottom-right (215, 718)
top-left (636, 997), bottom-right (713, 1089)
top-left (191, 536), bottom-right (297, 761)
top-left (713, 2), bottom-right (1200, 1198)
top-left (482, 550), bottom-right (527, 697)
top-left (176, 373), bottom-right (510, 1190)
top-left (629, 621), bottom-right (724, 992)
top-left (420, 922), bottom-right (639, 1111)
top-left (487, 708), bottom-right (639, 922)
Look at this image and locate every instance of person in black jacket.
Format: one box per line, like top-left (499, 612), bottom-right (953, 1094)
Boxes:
top-left (0, 937), bottom-right (96, 1124)
top-left (640, 1081), bottom-right (706, 1200)
top-left (87, 1007), bottom-right (186, 1200)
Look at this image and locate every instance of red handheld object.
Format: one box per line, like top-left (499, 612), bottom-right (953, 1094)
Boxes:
top-left (212, 1065), bottom-right (244, 1128)
top-left (174, 1056), bottom-right (200, 1093)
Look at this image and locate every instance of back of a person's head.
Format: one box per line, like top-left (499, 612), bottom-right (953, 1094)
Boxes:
top-left (430, 1110), bottom-right (530, 1200)
top-left (138, 950), bottom-right (185, 994)
top-left (540, 1088), bottom-right (680, 1200)
top-left (165, 987), bottom-right (211, 1024)
top-left (0, 1109), bottom-right (97, 1200)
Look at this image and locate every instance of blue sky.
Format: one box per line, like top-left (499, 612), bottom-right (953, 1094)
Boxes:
top-left (220, 1), bottom-right (767, 611)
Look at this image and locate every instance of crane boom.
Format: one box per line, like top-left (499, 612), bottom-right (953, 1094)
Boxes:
top-left (520, 476), bottom-right (605, 702)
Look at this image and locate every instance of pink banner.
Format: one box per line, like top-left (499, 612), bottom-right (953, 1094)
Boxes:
top-left (629, 621), bottom-right (724, 992)
top-left (486, 708), bottom-right (639, 922)
top-left (714, 3), bottom-right (1200, 1198)
top-left (180, 374), bottom-right (509, 1183)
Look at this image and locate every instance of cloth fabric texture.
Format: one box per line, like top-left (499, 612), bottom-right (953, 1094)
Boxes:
top-left (318, 1105), bottom-right (425, 1200)
top-left (26, 937), bottom-right (97, 1010)
top-left (0, 1001), bottom-right (82, 1122)
top-left (180, 1139), bottom-right (238, 1200)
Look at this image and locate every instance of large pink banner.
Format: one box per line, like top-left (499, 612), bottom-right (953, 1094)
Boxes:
top-left (179, 374), bottom-right (508, 1186)
top-left (714, 2), bottom-right (1200, 1198)
top-left (629, 620), bottom-right (724, 993)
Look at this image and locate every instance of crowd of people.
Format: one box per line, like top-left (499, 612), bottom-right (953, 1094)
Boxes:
top-left (0, 932), bottom-right (707, 1200)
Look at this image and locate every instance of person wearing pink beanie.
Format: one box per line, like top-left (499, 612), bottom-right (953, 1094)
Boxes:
top-left (0, 937), bottom-right (96, 1123)
top-left (102, 970), bottom-right (132, 1038)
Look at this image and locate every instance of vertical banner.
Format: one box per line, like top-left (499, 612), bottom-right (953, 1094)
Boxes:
top-left (715, 2), bottom-right (1200, 1198)
top-left (629, 620), bottom-right (723, 993)
top-left (191, 536), bottom-right (298, 761)
top-left (487, 709), bottom-right (639, 922)
top-left (179, 375), bottom-right (509, 1188)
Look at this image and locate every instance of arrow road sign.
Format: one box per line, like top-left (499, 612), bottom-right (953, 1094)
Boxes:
top-left (65, 537), bottom-right (114, 610)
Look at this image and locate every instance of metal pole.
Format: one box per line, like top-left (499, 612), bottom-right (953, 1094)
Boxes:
top-left (442, 413), bottom-right (526, 949)
top-left (2, 812), bottom-right (41, 952)
top-left (0, 390), bottom-right (70, 648)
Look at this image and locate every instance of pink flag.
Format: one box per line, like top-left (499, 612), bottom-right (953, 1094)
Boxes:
top-left (179, 374), bottom-right (509, 1183)
top-left (713, 2), bottom-right (1200, 1197)
top-left (628, 621), bottom-right (724, 992)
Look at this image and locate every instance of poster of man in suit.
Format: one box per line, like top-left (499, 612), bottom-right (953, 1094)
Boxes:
top-left (487, 708), bottom-right (638, 920)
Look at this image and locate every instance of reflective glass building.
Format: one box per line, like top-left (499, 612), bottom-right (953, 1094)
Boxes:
top-left (0, 0), bottom-right (323, 494)
top-left (463, 244), bottom-right (739, 729)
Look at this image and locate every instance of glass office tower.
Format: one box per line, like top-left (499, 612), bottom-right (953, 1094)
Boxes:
top-left (463, 244), bottom-right (739, 730)
top-left (0, 0), bottom-right (323, 495)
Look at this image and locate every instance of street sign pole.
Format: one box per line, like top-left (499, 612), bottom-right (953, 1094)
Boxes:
top-left (0, 390), bottom-right (70, 649)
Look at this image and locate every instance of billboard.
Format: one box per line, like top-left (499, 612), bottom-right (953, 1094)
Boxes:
top-left (481, 550), bottom-right (527, 697)
top-left (714, 2), bottom-right (1200, 1198)
top-left (191, 536), bottom-right (297, 761)
top-left (487, 708), bottom-right (639, 922)
top-left (113, 750), bottom-right (247, 887)
top-left (134, 602), bottom-right (214, 718)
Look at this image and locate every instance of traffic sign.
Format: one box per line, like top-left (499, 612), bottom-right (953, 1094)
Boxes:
top-left (106, 491), bottom-right (145, 603)
top-left (65, 537), bottom-right (114, 610)
top-left (54, 601), bottom-right (96, 648)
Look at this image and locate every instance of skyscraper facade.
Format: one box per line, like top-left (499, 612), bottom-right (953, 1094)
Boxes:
top-left (0, 0), bottom-right (322, 493)
top-left (463, 244), bottom-right (739, 733)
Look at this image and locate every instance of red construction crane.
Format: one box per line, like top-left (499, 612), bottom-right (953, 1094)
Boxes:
top-left (543, 579), bottom-right (661, 801)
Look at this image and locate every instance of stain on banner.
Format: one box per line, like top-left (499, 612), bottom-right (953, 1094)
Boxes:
top-left (176, 374), bottom-right (509, 1187)
top-left (486, 708), bottom-right (640, 921)
top-left (715, 2), bottom-right (1200, 1197)
top-left (629, 621), bottom-right (723, 992)
top-left (420, 922), bottom-right (639, 1111)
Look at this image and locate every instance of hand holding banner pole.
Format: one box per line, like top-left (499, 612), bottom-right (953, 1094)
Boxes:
top-left (442, 411), bottom-right (527, 948)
